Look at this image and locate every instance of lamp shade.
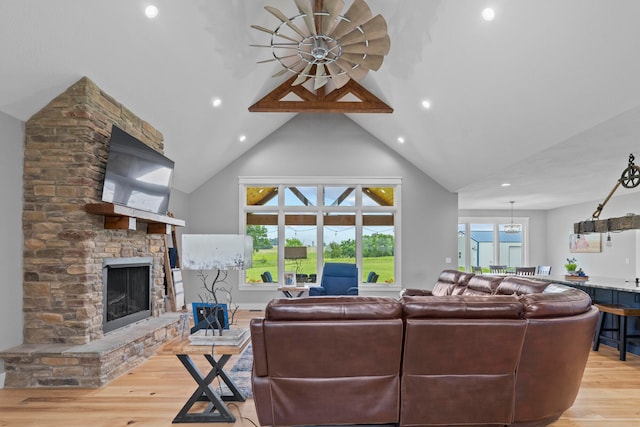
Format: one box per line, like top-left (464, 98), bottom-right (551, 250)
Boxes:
top-left (181, 234), bottom-right (253, 270)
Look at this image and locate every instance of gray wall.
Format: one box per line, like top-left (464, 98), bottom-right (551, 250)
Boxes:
top-left (547, 192), bottom-right (640, 279)
top-left (181, 114), bottom-right (458, 305)
top-left (0, 112), bottom-right (24, 378)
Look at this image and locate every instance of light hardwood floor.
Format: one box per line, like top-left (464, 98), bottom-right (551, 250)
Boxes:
top-left (1, 310), bottom-right (640, 427)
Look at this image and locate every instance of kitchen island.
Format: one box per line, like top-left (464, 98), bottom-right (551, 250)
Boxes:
top-left (543, 275), bottom-right (640, 356)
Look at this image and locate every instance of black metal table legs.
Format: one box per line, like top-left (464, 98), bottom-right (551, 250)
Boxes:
top-left (173, 353), bottom-right (246, 423)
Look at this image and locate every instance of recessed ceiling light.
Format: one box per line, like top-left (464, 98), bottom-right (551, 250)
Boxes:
top-left (501, 183), bottom-right (511, 187)
top-left (211, 97), bottom-right (222, 107)
top-left (482, 7), bottom-right (495, 21)
top-left (397, 136), bottom-right (405, 144)
top-left (239, 135), bottom-right (247, 142)
top-left (421, 100), bottom-right (431, 109)
top-left (145, 5), bottom-right (159, 19)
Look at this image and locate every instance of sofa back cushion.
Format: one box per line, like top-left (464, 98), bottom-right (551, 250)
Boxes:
top-left (401, 298), bottom-right (527, 426)
top-left (402, 295), bottom-right (523, 319)
top-left (431, 269), bottom-right (464, 296)
top-left (265, 296), bottom-right (401, 320)
top-left (451, 272), bottom-right (475, 294)
top-left (251, 296), bottom-right (403, 426)
top-left (496, 276), bottom-right (550, 295)
top-left (520, 285), bottom-right (593, 318)
top-left (461, 275), bottom-right (503, 296)
top-left (513, 306), bottom-right (598, 423)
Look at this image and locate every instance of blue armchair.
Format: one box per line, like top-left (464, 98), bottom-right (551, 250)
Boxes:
top-left (309, 262), bottom-right (358, 296)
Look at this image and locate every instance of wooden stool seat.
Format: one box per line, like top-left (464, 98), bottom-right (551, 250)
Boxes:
top-left (593, 303), bottom-right (640, 361)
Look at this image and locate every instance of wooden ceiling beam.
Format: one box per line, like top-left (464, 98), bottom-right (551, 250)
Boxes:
top-left (248, 74), bottom-right (393, 114)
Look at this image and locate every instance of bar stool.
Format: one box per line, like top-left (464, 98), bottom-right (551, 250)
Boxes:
top-left (592, 303), bottom-right (640, 361)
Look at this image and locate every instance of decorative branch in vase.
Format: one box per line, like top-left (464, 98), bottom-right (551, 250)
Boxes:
top-left (196, 270), bottom-right (240, 336)
top-left (181, 234), bottom-right (253, 340)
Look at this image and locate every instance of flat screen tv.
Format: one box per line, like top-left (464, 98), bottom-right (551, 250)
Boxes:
top-left (101, 126), bottom-right (174, 215)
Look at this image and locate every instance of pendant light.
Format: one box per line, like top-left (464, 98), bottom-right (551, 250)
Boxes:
top-left (504, 201), bottom-right (521, 234)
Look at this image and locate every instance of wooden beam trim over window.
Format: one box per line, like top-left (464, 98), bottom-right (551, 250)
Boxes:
top-left (248, 213), bottom-right (393, 226)
top-left (247, 213), bottom-right (277, 225)
top-left (285, 215), bottom-right (317, 225)
top-left (363, 215), bottom-right (394, 226)
top-left (324, 215), bottom-right (356, 226)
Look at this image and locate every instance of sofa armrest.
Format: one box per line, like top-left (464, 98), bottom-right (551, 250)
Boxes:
top-left (249, 318), bottom-right (268, 377)
top-left (308, 286), bottom-right (327, 296)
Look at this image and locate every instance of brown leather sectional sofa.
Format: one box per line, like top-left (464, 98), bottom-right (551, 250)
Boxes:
top-left (250, 270), bottom-right (598, 427)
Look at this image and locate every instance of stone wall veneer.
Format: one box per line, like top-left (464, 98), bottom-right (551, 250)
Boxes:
top-left (1, 77), bottom-right (181, 387)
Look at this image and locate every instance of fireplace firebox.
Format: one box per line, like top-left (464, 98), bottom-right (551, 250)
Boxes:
top-left (103, 257), bottom-right (153, 333)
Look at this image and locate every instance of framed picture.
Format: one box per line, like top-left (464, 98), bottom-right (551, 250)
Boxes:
top-left (191, 302), bottom-right (229, 332)
top-left (569, 233), bottom-right (602, 253)
top-left (283, 271), bottom-right (296, 287)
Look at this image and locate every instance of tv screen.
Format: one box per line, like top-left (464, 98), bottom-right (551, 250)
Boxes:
top-left (101, 126), bottom-right (174, 215)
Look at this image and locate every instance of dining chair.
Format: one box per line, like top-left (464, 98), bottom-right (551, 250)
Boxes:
top-left (515, 267), bottom-right (536, 276)
top-left (536, 265), bottom-right (552, 276)
top-left (471, 266), bottom-right (483, 274)
top-left (489, 265), bottom-right (508, 274)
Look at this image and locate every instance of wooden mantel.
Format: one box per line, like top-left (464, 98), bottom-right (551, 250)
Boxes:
top-left (85, 203), bottom-right (185, 234)
top-left (574, 214), bottom-right (640, 234)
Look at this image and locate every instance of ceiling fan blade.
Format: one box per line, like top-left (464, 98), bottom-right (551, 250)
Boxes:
top-left (294, 0), bottom-right (317, 36)
top-left (326, 62), bottom-right (351, 88)
top-left (339, 15), bottom-right (387, 46)
top-left (251, 25), bottom-right (300, 43)
top-left (257, 53), bottom-right (298, 64)
top-left (314, 63), bottom-right (328, 89)
top-left (264, 6), bottom-right (307, 38)
top-left (330, 0), bottom-right (372, 40)
top-left (336, 58), bottom-right (369, 81)
top-left (322, 0), bottom-right (344, 35)
top-left (250, 44), bottom-right (298, 49)
top-left (292, 63), bottom-right (314, 85)
top-left (273, 59), bottom-right (305, 78)
top-left (341, 35), bottom-right (390, 56)
top-left (341, 53), bottom-right (384, 71)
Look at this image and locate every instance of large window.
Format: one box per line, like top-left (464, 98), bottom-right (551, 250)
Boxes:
top-left (458, 217), bottom-right (528, 272)
top-left (240, 178), bottom-right (400, 289)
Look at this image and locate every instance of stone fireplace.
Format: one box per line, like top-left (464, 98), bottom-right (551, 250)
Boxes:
top-left (0, 77), bottom-right (182, 387)
top-left (103, 257), bottom-right (153, 333)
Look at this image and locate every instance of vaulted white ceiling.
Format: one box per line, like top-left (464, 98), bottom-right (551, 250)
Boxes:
top-left (2, 0), bottom-right (640, 210)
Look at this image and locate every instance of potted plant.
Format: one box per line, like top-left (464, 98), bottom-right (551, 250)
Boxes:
top-left (564, 257), bottom-right (578, 275)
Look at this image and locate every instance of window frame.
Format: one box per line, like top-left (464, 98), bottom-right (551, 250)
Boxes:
top-left (458, 216), bottom-right (530, 272)
top-left (239, 177), bottom-right (401, 291)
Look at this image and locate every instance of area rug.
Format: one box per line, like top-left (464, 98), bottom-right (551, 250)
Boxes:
top-left (223, 343), bottom-right (253, 398)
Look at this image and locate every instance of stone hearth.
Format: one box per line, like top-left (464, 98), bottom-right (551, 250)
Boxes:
top-left (0, 77), bottom-right (181, 387)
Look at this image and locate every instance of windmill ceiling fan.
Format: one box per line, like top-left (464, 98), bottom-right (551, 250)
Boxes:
top-left (251, 0), bottom-right (390, 90)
